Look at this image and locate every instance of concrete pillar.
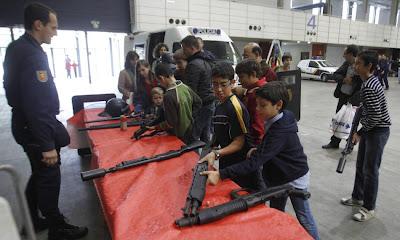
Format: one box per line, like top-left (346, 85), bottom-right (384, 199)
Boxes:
top-left (389, 0), bottom-right (399, 25)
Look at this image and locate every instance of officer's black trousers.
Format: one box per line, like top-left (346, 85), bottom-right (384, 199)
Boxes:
top-left (23, 144), bottom-right (61, 221)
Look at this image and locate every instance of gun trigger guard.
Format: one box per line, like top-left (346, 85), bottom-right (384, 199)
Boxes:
top-left (230, 188), bottom-right (251, 200)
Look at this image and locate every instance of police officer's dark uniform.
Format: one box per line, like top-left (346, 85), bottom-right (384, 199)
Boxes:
top-left (212, 94), bottom-right (266, 191)
top-left (3, 32), bottom-right (88, 239)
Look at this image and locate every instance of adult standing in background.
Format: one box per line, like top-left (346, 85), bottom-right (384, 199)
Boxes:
top-left (243, 42), bottom-right (277, 82)
top-left (181, 35), bottom-right (214, 144)
top-left (65, 54), bottom-right (71, 78)
top-left (151, 42), bottom-right (169, 73)
top-left (118, 51), bottom-right (139, 102)
top-left (3, 3), bottom-right (88, 239)
top-left (322, 45), bottom-right (362, 150)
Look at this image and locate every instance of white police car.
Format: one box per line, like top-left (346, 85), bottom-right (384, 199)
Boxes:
top-left (297, 59), bottom-right (338, 82)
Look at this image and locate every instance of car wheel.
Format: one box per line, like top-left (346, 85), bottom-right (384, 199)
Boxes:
top-left (321, 74), bottom-right (328, 82)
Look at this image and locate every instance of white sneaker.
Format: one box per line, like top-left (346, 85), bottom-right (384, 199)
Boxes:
top-left (353, 207), bottom-right (375, 222)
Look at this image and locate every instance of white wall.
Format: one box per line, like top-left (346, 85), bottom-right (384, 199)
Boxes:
top-left (326, 45), bottom-right (345, 67)
top-left (282, 42), bottom-right (312, 68)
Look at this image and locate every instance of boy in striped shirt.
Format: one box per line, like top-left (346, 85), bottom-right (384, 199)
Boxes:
top-left (341, 51), bottom-right (391, 222)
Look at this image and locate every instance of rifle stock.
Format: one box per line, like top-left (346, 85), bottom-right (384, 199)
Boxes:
top-left (81, 140), bottom-right (206, 181)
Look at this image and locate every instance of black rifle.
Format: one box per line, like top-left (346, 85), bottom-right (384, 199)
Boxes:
top-left (175, 184), bottom-right (310, 227)
top-left (84, 112), bottom-right (143, 124)
top-left (78, 120), bottom-right (143, 131)
top-left (336, 107), bottom-right (361, 173)
top-left (81, 140), bottom-right (205, 181)
top-left (181, 162), bottom-right (208, 216)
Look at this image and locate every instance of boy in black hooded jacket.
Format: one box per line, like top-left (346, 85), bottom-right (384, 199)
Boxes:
top-left (200, 81), bottom-right (320, 240)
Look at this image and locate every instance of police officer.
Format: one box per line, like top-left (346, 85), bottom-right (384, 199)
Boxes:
top-left (3, 3), bottom-right (88, 240)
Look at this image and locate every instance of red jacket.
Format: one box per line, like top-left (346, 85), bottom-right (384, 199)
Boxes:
top-left (243, 78), bottom-right (267, 146)
top-left (262, 68), bottom-right (277, 82)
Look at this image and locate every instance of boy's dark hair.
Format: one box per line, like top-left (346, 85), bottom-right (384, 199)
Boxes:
top-left (256, 81), bottom-right (289, 111)
top-left (212, 62), bottom-right (234, 80)
top-left (357, 50), bottom-right (378, 72)
top-left (235, 59), bottom-right (261, 77)
top-left (24, 3), bottom-right (56, 30)
top-left (155, 63), bottom-right (174, 77)
top-left (181, 35), bottom-right (200, 49)
top-left (282, 55), bottom-right (292, 62)
top-left (345, 44), bottom-right (359, 57)
top-left (124, 51), bottom-right (139, 69)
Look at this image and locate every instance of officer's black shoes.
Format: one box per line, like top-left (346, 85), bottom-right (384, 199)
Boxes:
top-left (33, 217), bottom-right (49, 232)
top-left (48, 217), bottom-right (88, 240)
top-left (322, 142), bottom-right (339, 149)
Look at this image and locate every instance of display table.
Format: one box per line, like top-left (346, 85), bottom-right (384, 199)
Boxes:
top-left (81, 108), bottom-right (312, 240)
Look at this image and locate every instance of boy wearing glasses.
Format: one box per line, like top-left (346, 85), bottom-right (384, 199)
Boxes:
top-left (200, 62), bottom-right (265, 191)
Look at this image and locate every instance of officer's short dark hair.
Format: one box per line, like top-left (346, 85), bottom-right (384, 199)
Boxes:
top-left (212, 62), bottom-right (234, 80)
top-left (155, 63), bottom-right (174, 78)
top-left (357, 50), bottom-right (378, 73)
top-left (282, 55), bottom-right (292, 62)
top-left (181, 36), bottom-right (200, 49)
top-left (345, 44), bottom-right (359, 57)
top-left (251, 45), bottom-right (262, 57)
top-left (24, 3), bottom-right (56, 30)
top-left (235, 59), bottom-right (261, 77)
top-left (256, 81), bottom-right (289, 111)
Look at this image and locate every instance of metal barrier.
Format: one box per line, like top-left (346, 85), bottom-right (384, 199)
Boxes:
top-left (0, 165), bottom-right (36, 240)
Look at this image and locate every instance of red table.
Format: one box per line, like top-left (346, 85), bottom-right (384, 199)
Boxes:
top-left (80, 109), bottom-right (312, 240)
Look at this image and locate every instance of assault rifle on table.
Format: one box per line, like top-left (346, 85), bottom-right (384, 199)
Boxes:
top-left (336, 106), bottom-right (362, 174)
top-left (181, 162), bottom-right (208, 216)
top-left (80, 140), bottom-right (206, 181)
top-left (78, 120), bottom-right (143, 131)
top-left (132, 111), bottom-right (165, 140)
top-left (84, 112), bottom-right (143, 124)
top-left (175, 184), bottom-right (310, 227)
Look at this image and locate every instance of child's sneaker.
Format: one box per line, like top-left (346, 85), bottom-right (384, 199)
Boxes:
top-left (340, 197), bottom-right (363, 207)
top-left (353, 207), bottom-right (375, 222)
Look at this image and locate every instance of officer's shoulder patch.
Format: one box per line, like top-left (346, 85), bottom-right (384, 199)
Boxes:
top-left (36, 70), bottom-right (48, 82)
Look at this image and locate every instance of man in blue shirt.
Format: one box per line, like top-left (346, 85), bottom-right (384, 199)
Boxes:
top-left (3, 3), bottom-right (88, 239)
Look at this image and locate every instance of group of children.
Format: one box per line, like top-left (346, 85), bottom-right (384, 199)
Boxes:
top-left (133, 49), bottom-right (390, 240)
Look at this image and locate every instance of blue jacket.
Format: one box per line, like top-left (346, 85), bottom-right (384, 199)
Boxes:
top-left (3, 33), bottom-right (69, 151)
top-left (219, 110), bottom-right (309, 187)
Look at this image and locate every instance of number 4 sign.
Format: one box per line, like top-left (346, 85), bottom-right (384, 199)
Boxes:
top-left (307, 15), bottom-right (317, 29)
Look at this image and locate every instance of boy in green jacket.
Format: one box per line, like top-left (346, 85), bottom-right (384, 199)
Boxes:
top-left (151, 63), bottom-right (202, 143)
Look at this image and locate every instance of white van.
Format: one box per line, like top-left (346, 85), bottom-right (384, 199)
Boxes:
top-left (125, 26), bottom-right (242, 66)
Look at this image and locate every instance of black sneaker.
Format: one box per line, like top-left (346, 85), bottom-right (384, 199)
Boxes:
top-left (48, 217), bottom-right (88, 240)
top-left (322, 143), bottom-right (339, 149)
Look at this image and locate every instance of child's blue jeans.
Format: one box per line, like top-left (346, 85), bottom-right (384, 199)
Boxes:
top-left (270, 188), bottom-right (320, 240)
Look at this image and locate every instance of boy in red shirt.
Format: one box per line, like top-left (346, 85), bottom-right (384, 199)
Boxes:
top-left (235, 59), bottom-right (267, 146)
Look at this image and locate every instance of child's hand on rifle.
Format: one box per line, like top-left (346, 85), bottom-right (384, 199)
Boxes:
top-left (200, 171), bottom-right (221, 185)
top-left (352, 133), bottom-right (361, 145)
top-left (198, 152), bottom-right (216, 168)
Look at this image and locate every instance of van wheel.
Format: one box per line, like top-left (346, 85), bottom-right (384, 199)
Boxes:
top-left (321, 74), bottom-right (328, 82)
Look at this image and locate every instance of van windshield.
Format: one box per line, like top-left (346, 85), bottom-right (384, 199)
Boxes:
top-left (318, 61), bottom-right (335, 67)
top-left (203, 41), bottom-right (242, 65)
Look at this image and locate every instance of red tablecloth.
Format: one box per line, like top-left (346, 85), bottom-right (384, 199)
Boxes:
top-left (81, 109), bottom-right (312, 240)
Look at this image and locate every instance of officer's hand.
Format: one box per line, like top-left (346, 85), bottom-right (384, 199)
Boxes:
top-left (146, 125), bottom-right (156, 130)
top-left (198, 152), bottom-right (216, 167)
top-left (42, 149), bottom-right (58, 166)
top-left (246, 147), bottom-right (257, 159)
top-left (352, 133), bottom-right (361, 145)
top-left (200, 171), bottom-right (221, 185)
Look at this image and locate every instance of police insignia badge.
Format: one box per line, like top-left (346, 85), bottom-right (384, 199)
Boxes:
top-left (36, 70), bottom-right (48, 82)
